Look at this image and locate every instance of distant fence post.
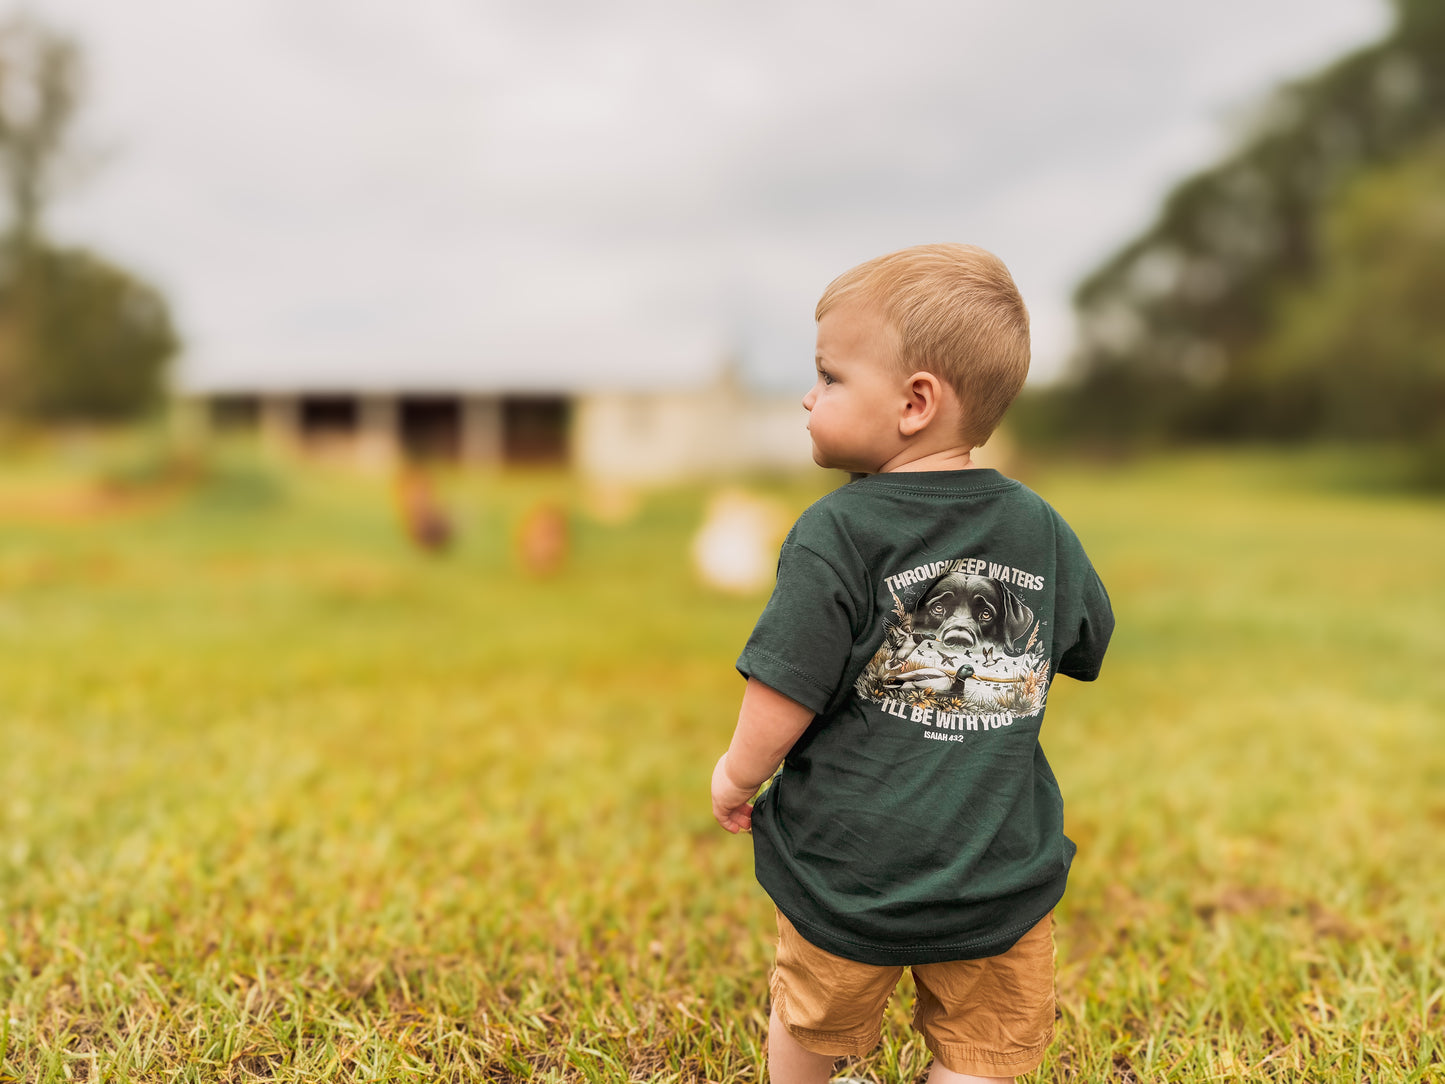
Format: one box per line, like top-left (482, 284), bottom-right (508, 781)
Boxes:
top-left (358, 395), bottom-right (399, 472)
top-left (260, 395), bottom-right (299, 458)
top-left (461, 396), bottom-right (503, 467)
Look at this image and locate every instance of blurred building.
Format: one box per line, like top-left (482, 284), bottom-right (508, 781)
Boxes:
top-left (179, 364), bottom-right (813, 481)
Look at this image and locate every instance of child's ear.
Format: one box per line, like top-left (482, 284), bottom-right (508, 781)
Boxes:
top-left (899, 372), bottom-right (944, 437)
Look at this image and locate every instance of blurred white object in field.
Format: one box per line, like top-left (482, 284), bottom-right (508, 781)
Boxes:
top-left (692, 489), bottom-right (785, 593)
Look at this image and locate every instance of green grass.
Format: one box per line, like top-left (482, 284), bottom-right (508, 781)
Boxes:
top-left (1, 441), bottom-right (1441, 1082)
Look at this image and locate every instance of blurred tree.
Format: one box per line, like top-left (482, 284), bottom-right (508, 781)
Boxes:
top-left (1248, 143), bottom-right (1445, 440)
top-left (1061, 0), bottom-right (1445, 443)
top-left (0, 12), bottom-right (81, 254)
top-left (0, 13), bottom-right (178, 423)
top-left (2, 245), bottom-right (178, 420)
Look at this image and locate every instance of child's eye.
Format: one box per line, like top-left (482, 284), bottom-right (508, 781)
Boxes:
top-left (818, 370), bottom-right (835, 385)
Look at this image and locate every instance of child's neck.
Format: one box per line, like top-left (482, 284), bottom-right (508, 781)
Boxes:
top-left (879, 446), bottom-right (977, 473)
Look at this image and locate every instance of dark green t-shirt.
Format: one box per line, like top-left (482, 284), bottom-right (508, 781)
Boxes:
top-left (737, 468), bottom-right (1113, 965)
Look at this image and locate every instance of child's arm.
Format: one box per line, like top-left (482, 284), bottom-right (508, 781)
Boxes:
top-left (711, 677), bottom-right (815, 834)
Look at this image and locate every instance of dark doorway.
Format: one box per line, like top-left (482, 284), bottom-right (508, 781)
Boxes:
top-left (400, 397), bottom-right (462, 461)
top-left (299, 396), bottom-right (358, 444)
top-left (503, 397), bottom-right (570, 465)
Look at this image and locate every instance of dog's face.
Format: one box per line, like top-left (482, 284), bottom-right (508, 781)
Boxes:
top-left (909, 573), bottom-right (1034, 656)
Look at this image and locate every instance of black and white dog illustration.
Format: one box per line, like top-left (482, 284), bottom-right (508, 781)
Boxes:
top-left (909, 573), bottom-right (1035, 656)
top-left (879, 574), bottom-right (1035, 693)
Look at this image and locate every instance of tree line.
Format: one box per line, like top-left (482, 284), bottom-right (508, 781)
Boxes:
top-left (1022, 0), bottom-right (1445, 472)
top-left (0, 15), bottom-right (176, 425)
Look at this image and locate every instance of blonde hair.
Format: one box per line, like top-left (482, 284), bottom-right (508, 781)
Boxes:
top-left (815, 243), bottom-right (1030, 446)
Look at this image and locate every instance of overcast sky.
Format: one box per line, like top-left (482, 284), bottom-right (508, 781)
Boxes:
top-left (24, 0), bottom-right (1388, 395)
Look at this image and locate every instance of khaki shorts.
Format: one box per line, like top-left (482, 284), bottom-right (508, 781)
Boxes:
top-left (769, 910), bottom-right (1056, 1078)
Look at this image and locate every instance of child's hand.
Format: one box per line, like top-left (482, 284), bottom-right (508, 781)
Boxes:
top-left (711, 681), bottom-right (812, 834)
top-left (711, 754), bottom-right (756, 833)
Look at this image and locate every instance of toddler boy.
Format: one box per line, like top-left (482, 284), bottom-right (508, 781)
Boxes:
top-left (711, 244), bottom-right (1114, 1084)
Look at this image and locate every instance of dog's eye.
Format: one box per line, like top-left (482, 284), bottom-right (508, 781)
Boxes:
top-left (929, 602), bottom-right (946, 616)
top-left (978, 609), bottom-right (993, 622)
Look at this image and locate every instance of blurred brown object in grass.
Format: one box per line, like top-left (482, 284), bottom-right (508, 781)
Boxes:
top-left (394, 468), bottom-right (453, 552)
top-left (516, 501), bottom-right (569, 576)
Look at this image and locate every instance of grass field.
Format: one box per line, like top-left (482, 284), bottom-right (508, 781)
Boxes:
top-left (1, 440), bottom-right (1442, 1082)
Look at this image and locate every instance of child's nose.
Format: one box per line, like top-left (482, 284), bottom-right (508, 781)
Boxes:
top-left (802, 386), bottom-right (815, 411)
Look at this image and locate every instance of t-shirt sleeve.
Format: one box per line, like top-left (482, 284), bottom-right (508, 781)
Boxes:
top-left (1056, 565), bottom-right (1114, 681)
top-left (736, 539), bottom-right (857, 715)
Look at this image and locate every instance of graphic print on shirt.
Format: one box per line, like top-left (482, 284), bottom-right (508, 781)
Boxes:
top-left (854, 559), bottom-right (1051, 732)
